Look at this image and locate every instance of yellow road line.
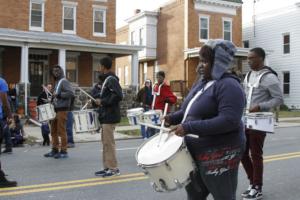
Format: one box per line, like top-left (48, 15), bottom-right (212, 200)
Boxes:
top-left (264, 151), bottom-right (300, 159)
top-left (264, 154), bottom-right (300, 163)
top-left (0, 176), bottom-right (147, 196)
top-left (1, 151), bottom-right (300, 197)
top-left (0, 173), bottom-right (144, 191)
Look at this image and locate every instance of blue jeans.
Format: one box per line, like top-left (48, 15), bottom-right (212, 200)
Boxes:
top-left (66, 112), bottom-right (74, 144)
top-left (0, 120), bottom-right (12, 149)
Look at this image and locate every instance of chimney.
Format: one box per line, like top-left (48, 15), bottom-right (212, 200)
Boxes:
top-left (135, 9), bottom-right (141, 14)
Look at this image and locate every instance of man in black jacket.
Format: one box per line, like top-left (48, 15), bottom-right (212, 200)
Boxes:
top-left (94, 56), bottom-right (123, 177)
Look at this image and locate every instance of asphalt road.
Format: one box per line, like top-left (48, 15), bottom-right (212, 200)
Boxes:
top-left (0, 126), bottom-right (300, 200)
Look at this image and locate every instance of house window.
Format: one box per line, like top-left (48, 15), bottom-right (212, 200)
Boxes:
top-left (30, 0), bottom-right (45, 31)
top-left (223, 18), bottom-right (232, 41)
top-left (92, 54), bottom-right (106, 84)
top-left (63, 6), bottom-right (76, 33)
top-left (283, 33), bottom-right (290, 54)
top-left (199, 16), bottom-right (209, 41)
top-left (139, 28), bottom-right (144, 45)
top-left (93, 8), bottom-right (106, 36)
top-left (243, 40), bottom-right (249, 48)
top-left (124, 66), bottom-right (129, 85)
top-left (66, 56), bottom-right (78, 83)
top-left (283, 72), bottom-right (290, 95)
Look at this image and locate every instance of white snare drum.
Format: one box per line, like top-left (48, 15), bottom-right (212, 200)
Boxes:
top-left (126, 107), bottom-right (144, 125)
top-left (136, 133), bottom-right (195, 192)
top-left (142, 110), bottom-right (162, 125)
top-left (73, 109), bottom-right (100, 133)
top-left (245, 112), bottom-right (274, 133)
top-left (37, 103), bottom-right (56, 122)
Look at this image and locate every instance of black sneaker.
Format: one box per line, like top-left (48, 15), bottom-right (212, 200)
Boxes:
top-left (59, 151), bottom-right (68, 158)
top-left (243, 188), bottom-right (263, 200)
top-left (241, 185), bottom-right (253, 197)
top-left (102, 168), bottom-right (120, 178)
top-left (95, 168), bottom-right (109, 176)
top-left (0, 180), bottom-right (17, 188)
top-left (2, 149), bottom-right (12, 154)
top-left (44, 149), bottom-right (58, 158)
top-left (67, 143), bottom-right (75, 148)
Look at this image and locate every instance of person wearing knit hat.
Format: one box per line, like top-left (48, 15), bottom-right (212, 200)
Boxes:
top-left (164, 39), bottom-right (245, 200)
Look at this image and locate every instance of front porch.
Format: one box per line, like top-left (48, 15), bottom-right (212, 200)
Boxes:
top-left (0, 28), bottom-right (142, 116)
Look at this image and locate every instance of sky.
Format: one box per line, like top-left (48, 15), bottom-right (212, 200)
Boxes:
top-left (116, 0), bottom-right (299, 28)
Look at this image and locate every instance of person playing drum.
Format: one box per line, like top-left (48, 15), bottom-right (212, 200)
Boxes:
top-left (44, 65), bottom-right (75, 159)
top-left (241, 48), bottom-right (283, 200)
top-left (37, 83), bottom-right (52, 146)
top-left (164, 39), bottom-right (245, 200)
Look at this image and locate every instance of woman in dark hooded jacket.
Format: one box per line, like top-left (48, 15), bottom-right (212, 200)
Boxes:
top-left (165, 39), bottom-right (246, 200)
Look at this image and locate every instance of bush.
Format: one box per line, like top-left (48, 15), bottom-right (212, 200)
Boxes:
top-left (280, 104), bottom-right (290, 111)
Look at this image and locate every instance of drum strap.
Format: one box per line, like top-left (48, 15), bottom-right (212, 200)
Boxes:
top-left (181, 80), bottom-right (215, 123)
top-left (55, 78), bottom-right (66, 94)
top-left (100, 76), bottom-right (117, 97)
top-left (244, 70), bottom-right (270, 113)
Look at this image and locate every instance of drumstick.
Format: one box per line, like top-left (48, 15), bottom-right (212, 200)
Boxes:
top-left (81, 99), bottom-right (91, 110)
top-left (42, 85), bottom-right (52, 97)
top-left (78, 87), bottom-right (97, 102)
top-left (157, 103), bottom-right (168, 147)
top-left (138, 122), bottom-right (171, 132)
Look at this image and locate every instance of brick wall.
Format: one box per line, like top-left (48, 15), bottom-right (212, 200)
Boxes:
top-left (2, 47), bottom-right (21, 84)
top-left (78, 52), bottom-right (93, 86)
top-left (0, 0), bottom-right (116, 43)
top-left (188, 0), bottom-right (242, 47)
top-left (157, 0), bottom-right (185, 82)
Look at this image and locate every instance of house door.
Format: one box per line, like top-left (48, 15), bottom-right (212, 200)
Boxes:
top-left (29, 61), bottom-right (44, 96)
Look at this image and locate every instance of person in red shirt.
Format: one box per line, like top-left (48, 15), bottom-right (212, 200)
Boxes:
top-left (152, 71), bottom-right (177, 112)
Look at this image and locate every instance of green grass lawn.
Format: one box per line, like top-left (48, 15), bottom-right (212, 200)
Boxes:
top-left (118, 117), bottom-right (130, 126)
top-left (279, 111), bottom-right (300, 118)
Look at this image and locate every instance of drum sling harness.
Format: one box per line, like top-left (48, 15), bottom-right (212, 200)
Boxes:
top-left (244, 69), bottom-right (272, 113)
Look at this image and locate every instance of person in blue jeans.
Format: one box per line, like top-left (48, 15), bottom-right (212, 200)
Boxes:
top-left (0, 77), bottom-right (17, 187)
top-left (136, 79), bottom-right (153, 139)
top-left (1, 122), bottom-right (13, 153)
top-left (66, 111), bottom-right (75, 148)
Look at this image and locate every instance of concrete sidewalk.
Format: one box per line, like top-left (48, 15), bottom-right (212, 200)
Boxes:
top-left (24, 125), bottom-right (141, 143)
top-left (23, 118), bottom-right (300, 144)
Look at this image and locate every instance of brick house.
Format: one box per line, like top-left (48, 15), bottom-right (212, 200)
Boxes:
top-left (0, 0), bottom-right (141, 115)
top-left (116, 0), bottom-right (248, 97)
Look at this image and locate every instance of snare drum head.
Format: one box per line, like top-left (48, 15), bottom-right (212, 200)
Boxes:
top-left (143, 110), bottom-right (161, 116)
top-left (246, 112), bottom-right (273, 118)
top-left (136, 133), bottom-right (183, 165)
top-left (127, 107), bottom-right (144, 114)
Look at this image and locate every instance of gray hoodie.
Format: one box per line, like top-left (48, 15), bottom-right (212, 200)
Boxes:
top-left (52, 67), bottom-right (75, 111)
top-left (244, 68), bottom-right (284, 111)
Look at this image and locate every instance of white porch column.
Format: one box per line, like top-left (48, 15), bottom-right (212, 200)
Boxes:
top-left (58, 49), bottom-right (66, 73)
top-left (20, 44), bottom-right (29, 83)
top-left (20, 44), bottom-right (29, 116)
top-left (131, 53), bottom-right (139, 89)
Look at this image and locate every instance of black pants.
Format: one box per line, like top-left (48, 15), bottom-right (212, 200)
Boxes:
top-left (42, 133), bottom-right (50, 146)
top-left (186, 145), bottom-right (244, 200)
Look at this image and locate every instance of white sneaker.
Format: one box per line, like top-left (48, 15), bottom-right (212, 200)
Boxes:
top-left (241, 185), bottom-right (253, 197)
top-left (243, 188), bottom-right (263, 200)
